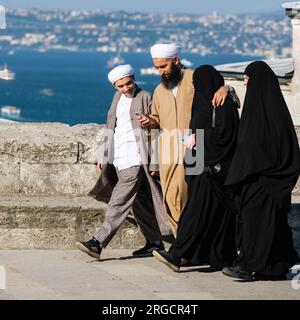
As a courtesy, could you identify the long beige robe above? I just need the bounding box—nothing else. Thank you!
[150,69,194,235]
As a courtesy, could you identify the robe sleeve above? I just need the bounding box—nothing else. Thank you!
[144,93,152,115]
[149,90,160,128]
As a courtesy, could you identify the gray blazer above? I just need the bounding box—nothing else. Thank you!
[89,87,171,236]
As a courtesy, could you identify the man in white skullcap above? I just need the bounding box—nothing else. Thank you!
[138,44,237,236]
[77,64,172,260]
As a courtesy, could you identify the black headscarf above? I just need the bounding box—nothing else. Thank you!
[225,61,300,209]
[190,65,239,168]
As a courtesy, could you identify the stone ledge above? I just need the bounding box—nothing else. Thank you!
[0,195,299,252]
[0,123,299,196]
[0,122,104,164]
[0,195,144,249]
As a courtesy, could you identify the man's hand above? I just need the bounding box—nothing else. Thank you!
[184,134,196,150]
[212,85,229,107]
[136,114,156,127]
[150,171,159,177]
[96,163,103,172]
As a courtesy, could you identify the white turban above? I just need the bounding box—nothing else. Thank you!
[108,64,134,84]
[150,43,180,59]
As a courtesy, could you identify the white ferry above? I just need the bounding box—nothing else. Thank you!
[140,67,160,76]
[106,54,125,69]
[181,58,193,68]
[0,106,21,120]
[0,64,15,80]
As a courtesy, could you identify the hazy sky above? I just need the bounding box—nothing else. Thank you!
[0,0,289,14]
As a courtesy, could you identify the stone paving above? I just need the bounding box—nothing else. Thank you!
[0,250,299,300]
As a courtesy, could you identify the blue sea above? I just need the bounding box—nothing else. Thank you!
[0,51,262,125]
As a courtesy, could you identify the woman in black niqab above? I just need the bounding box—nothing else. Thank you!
[224,61,300,280]
[153,65,240,269]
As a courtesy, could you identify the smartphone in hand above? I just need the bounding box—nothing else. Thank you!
[181,135,197,150]
[135,112,146,118]
[181,135,189,142]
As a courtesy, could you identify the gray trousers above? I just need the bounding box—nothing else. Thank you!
[94,165,162,248]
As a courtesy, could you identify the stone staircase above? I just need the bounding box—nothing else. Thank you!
[0,123,144,249]
[0,194,298,252]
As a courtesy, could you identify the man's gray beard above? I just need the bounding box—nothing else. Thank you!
[161,65,183,90]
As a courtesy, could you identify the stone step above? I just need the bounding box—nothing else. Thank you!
[0,195,299,252]
[0,195,144,249]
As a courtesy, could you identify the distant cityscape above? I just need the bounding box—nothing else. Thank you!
[0,8,293,59]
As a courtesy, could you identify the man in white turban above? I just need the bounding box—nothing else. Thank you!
[107,64,134,86]
[77,64,171,260]
[138,43,236,235]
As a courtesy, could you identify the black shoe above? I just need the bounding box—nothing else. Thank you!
[76,237,102,259]
[132,239,165,257]
[152,250,181,272]
[222,265,254,282]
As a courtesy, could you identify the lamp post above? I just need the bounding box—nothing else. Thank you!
[283,2,300,124]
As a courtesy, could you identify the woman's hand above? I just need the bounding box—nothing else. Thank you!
[184,134,196,150]
[212,85,229,107]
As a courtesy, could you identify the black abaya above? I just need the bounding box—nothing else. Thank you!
[226,61,300,211]
[226,61,300,275]
[172,175,238,267]
[170,65,240,267]
[235,176,299,275]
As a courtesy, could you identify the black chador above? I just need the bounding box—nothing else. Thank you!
[225,61,300,278]
[154,65,240,269]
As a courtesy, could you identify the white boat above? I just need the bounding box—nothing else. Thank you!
[106,54,125,69]
[39,88,54,97]
[140,67,160,76]
[0,106,21,119]
[140,59,193,76]
[181,58,193,68]
[0,64,15,80]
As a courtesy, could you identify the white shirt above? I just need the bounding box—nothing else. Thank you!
[113,94,142,171]
[172,86,179,98]
[172,67,184,97]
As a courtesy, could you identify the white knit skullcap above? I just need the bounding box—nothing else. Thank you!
[108,64,134,84]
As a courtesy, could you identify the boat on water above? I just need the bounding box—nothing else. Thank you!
[0,106,21,120]
[181,58,193,68]
[39,88,54,97]
[140,67,160,76]
[140,58,193,76]
[106,54,125,69]
[0,64,15,80]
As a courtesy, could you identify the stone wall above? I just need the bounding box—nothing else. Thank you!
[1,122,299,197]
[0,122,103,195]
